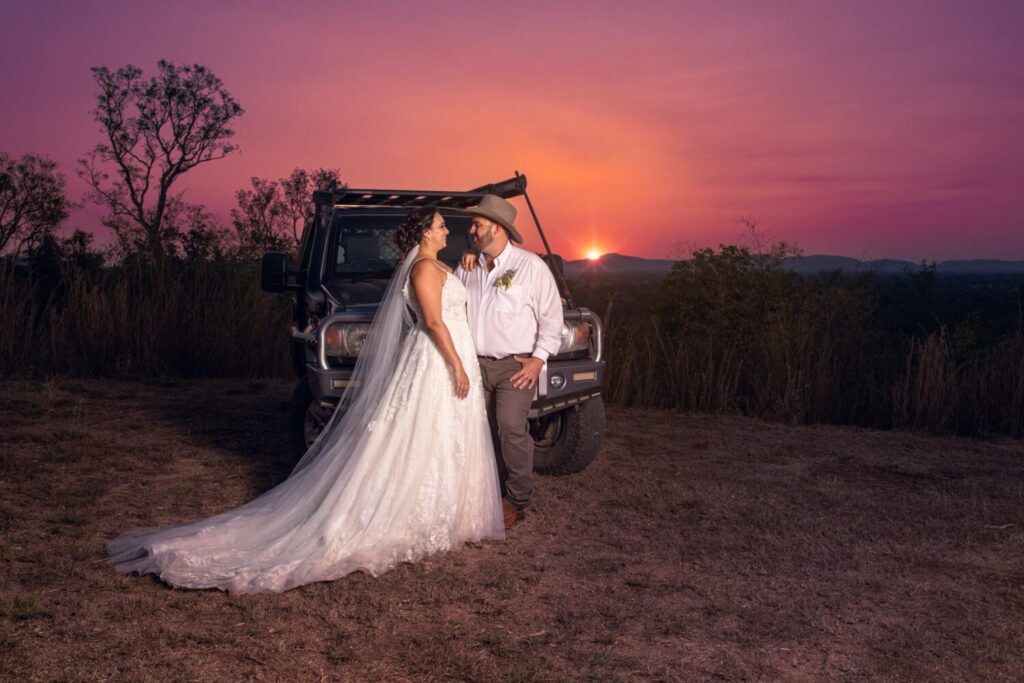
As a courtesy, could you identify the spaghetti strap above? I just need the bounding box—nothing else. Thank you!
[411,256,451,275]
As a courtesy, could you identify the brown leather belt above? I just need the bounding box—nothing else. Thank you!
[476,352,531,361]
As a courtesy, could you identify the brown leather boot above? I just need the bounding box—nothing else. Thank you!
[502,499,525,530]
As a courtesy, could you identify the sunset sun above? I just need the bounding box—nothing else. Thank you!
[586,249,603,261]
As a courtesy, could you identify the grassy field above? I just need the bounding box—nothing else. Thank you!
[1,378,1023,681]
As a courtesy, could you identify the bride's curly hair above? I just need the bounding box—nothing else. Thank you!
[394,207,439,254]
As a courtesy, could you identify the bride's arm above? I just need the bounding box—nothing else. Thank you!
[410,261,470,399]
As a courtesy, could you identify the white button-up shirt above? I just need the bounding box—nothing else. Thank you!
[455,241,564,362]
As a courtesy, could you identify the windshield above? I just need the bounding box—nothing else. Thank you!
[329,209,473,280]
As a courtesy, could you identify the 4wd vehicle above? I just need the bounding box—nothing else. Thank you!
[261,173,605,474]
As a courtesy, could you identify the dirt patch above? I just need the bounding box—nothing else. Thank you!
[1,379,1023,681]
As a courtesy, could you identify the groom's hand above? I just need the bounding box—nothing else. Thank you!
[460,250,480,271]
[510,355,544,390]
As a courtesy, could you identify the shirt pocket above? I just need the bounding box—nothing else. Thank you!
[494,283,526,313]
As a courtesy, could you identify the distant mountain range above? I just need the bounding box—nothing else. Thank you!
[564,253,1024,277]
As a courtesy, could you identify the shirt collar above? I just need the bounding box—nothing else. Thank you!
[479,239,514,269]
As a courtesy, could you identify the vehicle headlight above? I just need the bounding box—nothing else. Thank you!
[324,322,370,357]
[557,320,591,355]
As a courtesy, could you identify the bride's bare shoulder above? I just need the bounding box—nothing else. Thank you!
[411,258,451,277]
[410,258,446,286]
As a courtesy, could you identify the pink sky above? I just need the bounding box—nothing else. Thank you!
[2,0,1023,260]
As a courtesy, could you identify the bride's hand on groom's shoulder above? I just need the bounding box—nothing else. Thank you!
[460,250,479,272]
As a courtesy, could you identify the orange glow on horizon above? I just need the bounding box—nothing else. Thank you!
[4,4,1023,260]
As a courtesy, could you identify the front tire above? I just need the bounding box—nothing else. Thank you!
[287,378,335,458]
[530,395,605,475]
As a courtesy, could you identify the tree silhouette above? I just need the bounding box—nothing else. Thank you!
[178,204,233,263]
[279,167,342,244]
[231,169,343,256]
[77,60,244,264]
[0,151,73,256]
[61,229,106,273]
[231,177,291,258]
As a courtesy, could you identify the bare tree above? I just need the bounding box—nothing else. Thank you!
[0,152,73,255]
[231,177,291,258]
[103,192,224,263]
[279,167,342,244]
[77,60,244,263]
[101,190,185,260]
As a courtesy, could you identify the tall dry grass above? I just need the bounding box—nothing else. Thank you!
[3,243,1022,437]
[0,258,292,378]
[891,326,1024,436]
[589,247,1024,438]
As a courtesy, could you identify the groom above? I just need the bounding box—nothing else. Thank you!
[455,195,563,530]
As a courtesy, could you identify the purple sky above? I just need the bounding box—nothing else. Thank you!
[2,0,1023,260]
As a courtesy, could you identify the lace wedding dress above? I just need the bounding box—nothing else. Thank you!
[106,256,505,594]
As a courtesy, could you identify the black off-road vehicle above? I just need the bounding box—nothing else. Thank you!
[261,173,605,474]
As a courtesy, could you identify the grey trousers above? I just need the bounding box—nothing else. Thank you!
[478,356,535,510]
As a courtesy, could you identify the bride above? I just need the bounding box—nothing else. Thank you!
[106,207,506,594]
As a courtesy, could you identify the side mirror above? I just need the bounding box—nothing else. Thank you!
[261,252,290,292]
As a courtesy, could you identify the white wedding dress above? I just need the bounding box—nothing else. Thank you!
[106,257,505,594]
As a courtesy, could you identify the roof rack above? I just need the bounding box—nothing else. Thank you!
[316,170,575,305]
[315,174,528,208]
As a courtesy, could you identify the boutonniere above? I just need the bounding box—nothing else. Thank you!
[494,268,518,291]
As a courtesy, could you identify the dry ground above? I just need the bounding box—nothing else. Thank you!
[1,378,1023,682]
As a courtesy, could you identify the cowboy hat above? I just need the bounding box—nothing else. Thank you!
[458,194,523,244]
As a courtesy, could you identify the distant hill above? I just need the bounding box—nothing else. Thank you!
[782,256,918,274]
[564,253,1024,277]
[935,260,1024,274]
[563,253,675,277]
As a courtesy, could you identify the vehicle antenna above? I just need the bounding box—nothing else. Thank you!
[515,170,575,307]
